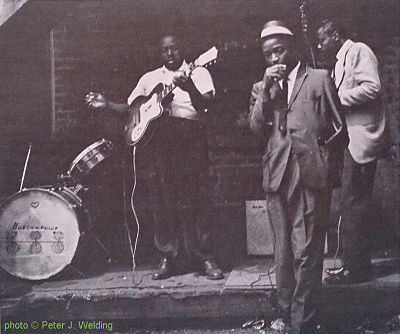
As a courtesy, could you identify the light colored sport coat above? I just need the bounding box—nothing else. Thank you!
[334,39,386,163]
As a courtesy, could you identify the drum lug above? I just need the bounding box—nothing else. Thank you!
[72,183,86,196]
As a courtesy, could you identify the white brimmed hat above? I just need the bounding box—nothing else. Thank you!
[260,20,293,39]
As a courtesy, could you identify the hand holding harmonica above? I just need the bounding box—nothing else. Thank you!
[262,64,287,92]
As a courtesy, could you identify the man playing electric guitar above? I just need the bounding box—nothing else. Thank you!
[85,33,223,280]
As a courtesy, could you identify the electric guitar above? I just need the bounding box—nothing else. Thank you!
[299,1,343,145]
[299,1,317,68]
[124,46,219,146]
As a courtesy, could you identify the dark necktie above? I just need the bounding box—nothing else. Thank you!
[278,79,288,135]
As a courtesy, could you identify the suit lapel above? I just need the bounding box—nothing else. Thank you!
[334,60,344,90]
[288,64,307,109]
[334,40,354,91]
[335,48,351,91]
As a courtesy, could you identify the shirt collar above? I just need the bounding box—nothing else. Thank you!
[162,60,188,73]
[336,39,354,61]
[287,61,301,82]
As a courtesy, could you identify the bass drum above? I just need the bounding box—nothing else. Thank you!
[0,188,82,280]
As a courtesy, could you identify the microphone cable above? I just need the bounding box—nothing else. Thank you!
[122,146,141,285]
[333,215,342,269]
[249,150,276,290]
[249,198,276,290]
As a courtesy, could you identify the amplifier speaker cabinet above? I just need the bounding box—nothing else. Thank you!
[245,200,274,256]
[245,200,329,256]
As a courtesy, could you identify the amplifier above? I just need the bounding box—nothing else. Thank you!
[245,200,274,256]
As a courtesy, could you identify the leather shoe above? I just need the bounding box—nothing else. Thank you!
[324,268,371,285]
[310,323,329,334]
[203,260,224,280]
[270,318,288,333]
[325,266,344,276]
[152,257,174,280]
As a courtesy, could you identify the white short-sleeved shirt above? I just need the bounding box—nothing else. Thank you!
[127,61,215,121]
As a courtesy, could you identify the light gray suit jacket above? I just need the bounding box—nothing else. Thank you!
[249,64,345,192]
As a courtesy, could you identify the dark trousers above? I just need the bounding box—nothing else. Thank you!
[266,152,329,334]
[145,117,213,263]
[340,148,377,272]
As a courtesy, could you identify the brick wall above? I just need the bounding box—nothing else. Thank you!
[380,37,400,140]
[47,22,266,264]
[0,0,397,267]
[50,26,80,135]
[374,37,400,239]
[48,22,400,265]
[49,22,265,201]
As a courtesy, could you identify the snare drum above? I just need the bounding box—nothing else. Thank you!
[68,139,113,180]
[0,188,82,280]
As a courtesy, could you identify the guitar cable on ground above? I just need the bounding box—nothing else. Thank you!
[122,146,141,285]
[248,159,276,289]
[331,215,342,271]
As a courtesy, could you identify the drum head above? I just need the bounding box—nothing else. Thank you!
[0,189,80,280]
[67,139,113,180]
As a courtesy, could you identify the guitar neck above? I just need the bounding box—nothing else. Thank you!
[157,61,199,103]
[300,1,317,68]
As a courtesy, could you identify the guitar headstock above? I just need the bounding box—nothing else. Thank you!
[194,42,248,68]
[300,1,308,34]
[298,0,317,68]
[195,46,219,68]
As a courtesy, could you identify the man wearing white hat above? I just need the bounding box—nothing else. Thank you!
[249,20,345,334]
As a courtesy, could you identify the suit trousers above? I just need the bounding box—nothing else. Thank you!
[340,148,377,272]
[266,151,329,334]
[145,117,213,264]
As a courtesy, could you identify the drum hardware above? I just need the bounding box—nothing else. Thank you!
[68,265,86,278]
[55,173,88,196]
[71,183,86,196]
[19,143,32,192]
[56,172,76,189]
[64,139,116,265]
[81,205,115,265]
[0,139,116,280]
[67,139,113,182]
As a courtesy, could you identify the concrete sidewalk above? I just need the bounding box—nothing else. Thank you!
[1,257,399,324]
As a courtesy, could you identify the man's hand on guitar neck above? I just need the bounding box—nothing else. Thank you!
[85,92,129,114]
